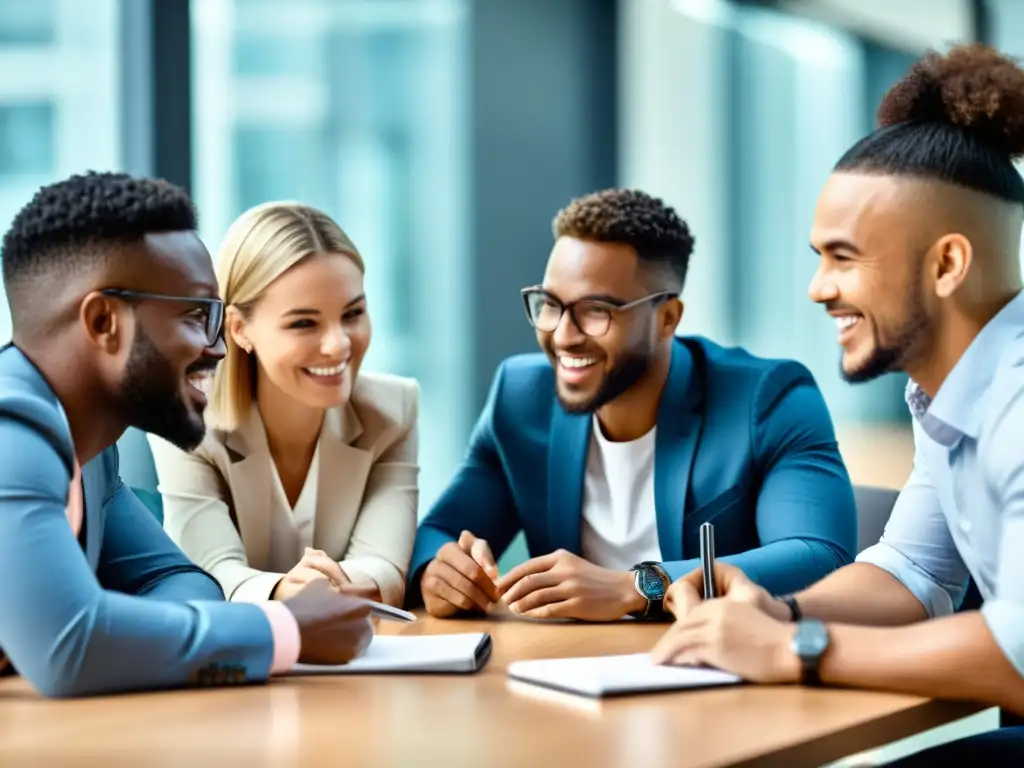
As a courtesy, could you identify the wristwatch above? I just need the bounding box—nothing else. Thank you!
[791,619,830,686]
[629,561,670,619]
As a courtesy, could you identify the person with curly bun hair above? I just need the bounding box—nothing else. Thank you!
[410,184,857,623]
[655,44,1024,761]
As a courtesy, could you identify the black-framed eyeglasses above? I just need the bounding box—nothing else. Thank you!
[101,289,225,347]
[520,287,674,338]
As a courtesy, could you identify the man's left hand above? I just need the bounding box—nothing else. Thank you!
[650,599,801,684]
[496,550,644,620]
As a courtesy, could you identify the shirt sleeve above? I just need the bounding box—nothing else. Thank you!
[256,602,302,673]
[856,426,970,617]
[979,391,1024,676]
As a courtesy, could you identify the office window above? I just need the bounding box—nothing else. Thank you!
[726,4,915,424]
[0,0,56,45]
[0,0,122,342]
[191,0,472,511]
[234,32,322,78]
[0,103,55,175]
[233,125,329,211]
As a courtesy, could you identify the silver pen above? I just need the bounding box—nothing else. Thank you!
[700,522,717,599]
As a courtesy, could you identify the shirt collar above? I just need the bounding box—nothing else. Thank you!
[906,290,1024,446]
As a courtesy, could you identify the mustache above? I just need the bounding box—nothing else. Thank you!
[185,359,219,376]
[548,342,602,356]
[824,302,861,314]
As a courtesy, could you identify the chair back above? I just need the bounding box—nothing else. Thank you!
[853,483,983,612]
[854,484,899,553]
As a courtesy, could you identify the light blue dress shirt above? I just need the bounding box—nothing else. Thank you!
[857,290,1024,675]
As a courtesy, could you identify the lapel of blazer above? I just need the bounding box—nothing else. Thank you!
[546,403,590,555]
[313,403,373,555]
[1,344,111,568]
[223,407,276,568]
[654,339,705,562]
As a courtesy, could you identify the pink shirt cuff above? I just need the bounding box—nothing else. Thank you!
[256,602,301,674]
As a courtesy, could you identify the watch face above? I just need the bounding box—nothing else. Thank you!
[795,620,830,657]
[637,568,667,599]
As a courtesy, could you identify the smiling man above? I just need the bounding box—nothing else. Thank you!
[408,188,857,621]
[0,172,373,698]
[652,44,1024,762]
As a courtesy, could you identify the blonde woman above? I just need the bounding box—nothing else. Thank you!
[148,202,418,607]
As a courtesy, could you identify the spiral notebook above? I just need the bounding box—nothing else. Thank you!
[507,653,741,698]
[289,632,492,675]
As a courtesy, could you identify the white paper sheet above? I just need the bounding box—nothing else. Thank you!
[289,632,491,675]
[507,652,741,697]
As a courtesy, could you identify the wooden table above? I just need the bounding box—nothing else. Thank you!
[0,612,986,767]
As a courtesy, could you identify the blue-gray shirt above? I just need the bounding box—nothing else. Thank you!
[857,290,1024,675]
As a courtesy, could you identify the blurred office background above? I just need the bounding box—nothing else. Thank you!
[0,0,1019,508]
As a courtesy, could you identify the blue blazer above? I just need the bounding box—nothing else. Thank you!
[410,337,857,601]
[0,345,276,697]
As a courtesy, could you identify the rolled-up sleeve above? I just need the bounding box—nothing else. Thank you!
[980,400,1024,677]
[856,439,970,618]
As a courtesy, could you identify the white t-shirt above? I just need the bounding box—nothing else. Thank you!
[580,416,661,571]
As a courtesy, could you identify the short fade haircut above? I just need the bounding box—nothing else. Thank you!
[1,170,198,322]
[552,188,695,292]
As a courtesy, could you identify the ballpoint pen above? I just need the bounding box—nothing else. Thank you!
[700,522,717,599]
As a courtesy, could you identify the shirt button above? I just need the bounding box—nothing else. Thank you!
[959,518,971,533]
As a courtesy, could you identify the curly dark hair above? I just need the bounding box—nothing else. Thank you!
[836,44,1024,203]
[552,188,694,291]
[1,171,198,313]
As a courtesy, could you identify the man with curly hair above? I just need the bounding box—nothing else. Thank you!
[0,171,372,698]
[654,44,1024,761]
[410,188,857,622]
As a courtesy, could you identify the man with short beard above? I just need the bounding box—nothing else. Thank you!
[0,171,372,698]
[652,44,1024,761]
[409,188,857,622]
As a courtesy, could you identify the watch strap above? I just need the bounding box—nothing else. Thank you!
[635,596,664,620]
[801,659,823,686]
[629,562,669,620]
[781,595,802,621]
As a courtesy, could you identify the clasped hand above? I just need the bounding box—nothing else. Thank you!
[273,547,382,603]
[650,562,800,683]
[421,532,640,620]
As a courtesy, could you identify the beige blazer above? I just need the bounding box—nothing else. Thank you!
[148,371,419,607]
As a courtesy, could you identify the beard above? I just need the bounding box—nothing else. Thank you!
[841,277,930,384]
[119,326,209,451]
[555,344,654,414]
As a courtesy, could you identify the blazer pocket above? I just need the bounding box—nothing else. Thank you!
[688,485,744,526]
